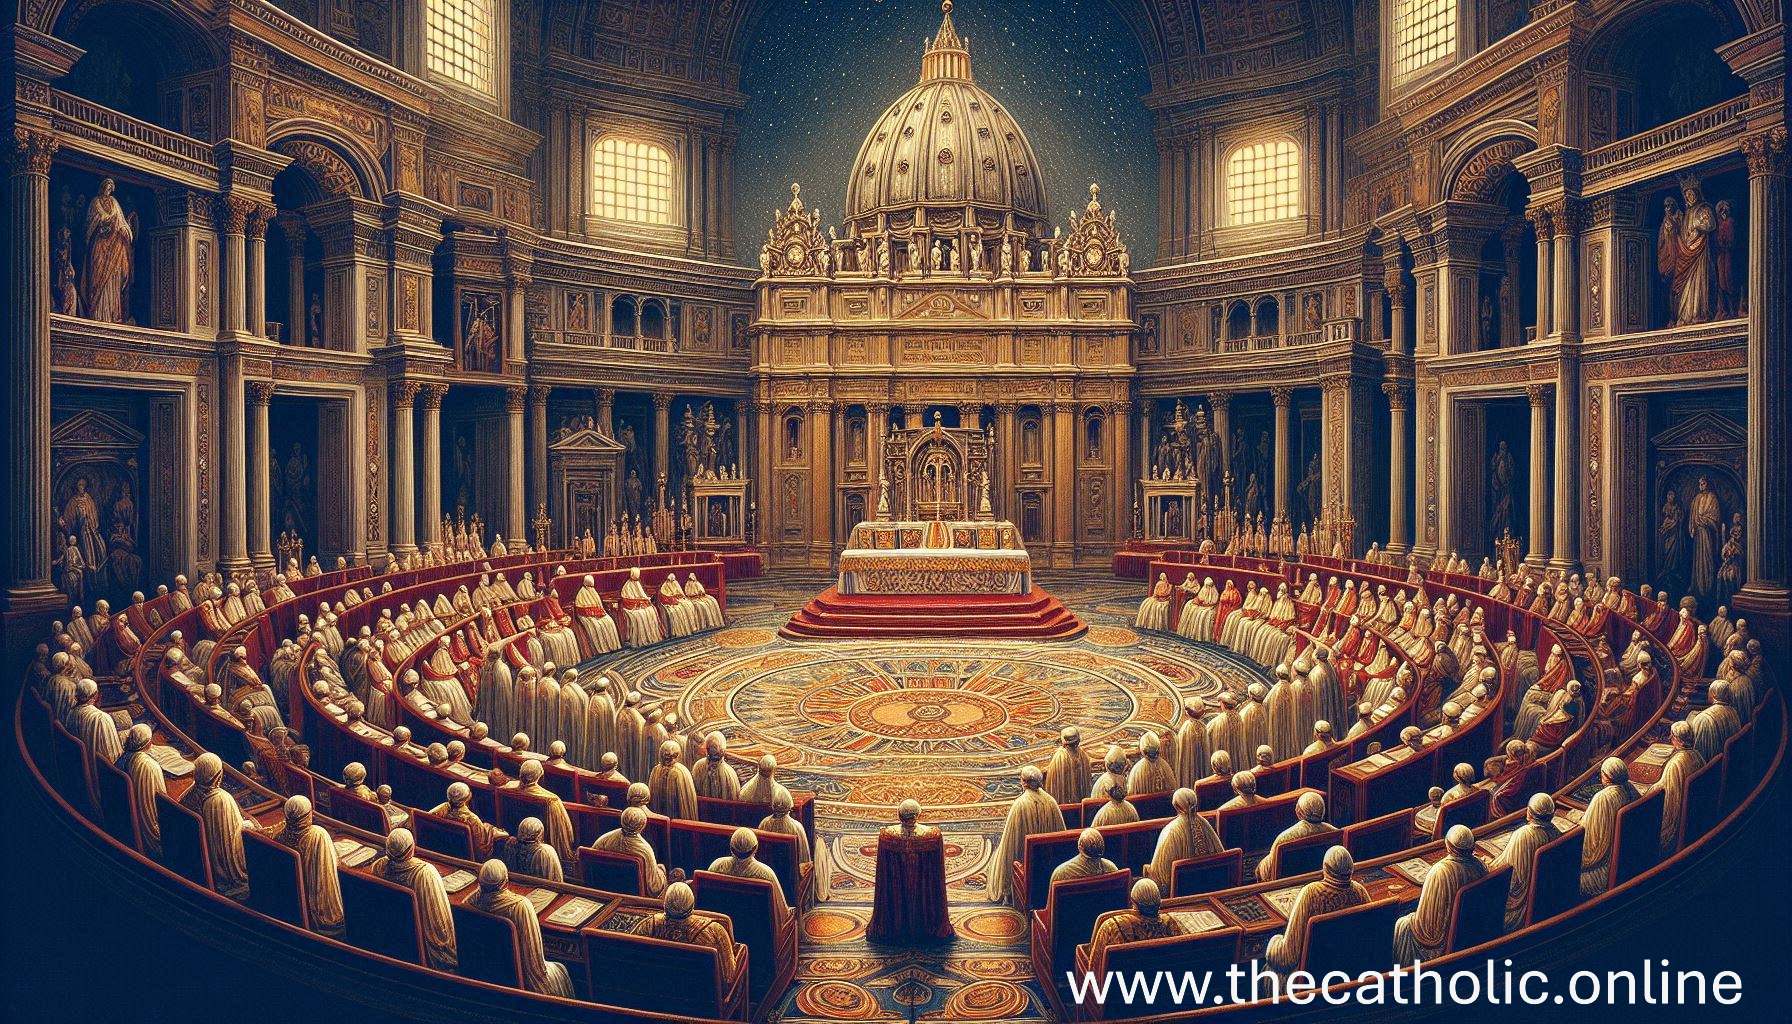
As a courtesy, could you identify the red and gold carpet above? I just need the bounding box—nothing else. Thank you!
[581,571,1271,1022]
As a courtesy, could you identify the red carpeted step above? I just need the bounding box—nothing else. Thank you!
[779,586,1087,640]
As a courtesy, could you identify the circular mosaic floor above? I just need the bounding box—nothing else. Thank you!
[585,574,1265,810]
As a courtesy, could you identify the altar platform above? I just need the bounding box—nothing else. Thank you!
[781,519,1084,640]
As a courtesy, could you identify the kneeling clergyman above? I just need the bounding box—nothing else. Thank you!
[868,800,954,943]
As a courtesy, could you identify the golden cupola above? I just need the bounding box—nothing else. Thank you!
[842,1,1050,237]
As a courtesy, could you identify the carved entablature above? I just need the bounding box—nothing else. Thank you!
[759,183,830,278]
[1055,184,1131,278]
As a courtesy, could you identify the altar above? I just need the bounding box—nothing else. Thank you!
[781,419,1081,639]
[838,520,1032,595]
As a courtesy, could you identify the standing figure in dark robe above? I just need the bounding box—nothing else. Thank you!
[1688,476,1722,607]
[867,799,955,944]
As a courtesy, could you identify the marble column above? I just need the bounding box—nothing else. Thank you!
[528,386,549,524]
[734,400,750,478]
[653,392,673,491]
[247,382,275,570]
[1551,201,1581,339]
[1737,128,1791,634]
[1112,400,1133,542]
[1530,207,1555,341]
[505,387,527,542]
[868,402,891,494]
[5,129,60,608]
[1209,392,1232,504]
[1051,401,1076,564]
[1501,222,1525,347]
[389,382,419,554]
[1384,268,1410,353]
[419,384,447,547]
[246,205,273,340]
[1384,382,1411,554]
[1550,358,1580,573]
[995,402,1018,520]
[809,401,835,563]
[217,195,254,338]
[594,387,615,436]
[219,356,250,572]
[1270,387,1292,521]
[1526,384,1550,564]
[280,214,307,345]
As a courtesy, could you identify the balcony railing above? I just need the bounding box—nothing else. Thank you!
[1584,97,1750,175]
[49,90,216,179]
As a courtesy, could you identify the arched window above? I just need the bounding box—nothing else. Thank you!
[1391,0,1457,83]
[425,0,497,96]
[592,138,673,225]
[1225,140,1300,225]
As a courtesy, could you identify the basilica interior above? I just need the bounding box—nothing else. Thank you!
[3,0,1788,1021]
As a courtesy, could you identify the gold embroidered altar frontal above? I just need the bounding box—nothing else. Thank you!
[836,552,1033,595]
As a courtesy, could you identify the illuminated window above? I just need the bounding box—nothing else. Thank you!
[592,138,673,225]
[426,0,496,96]
[1225,140,1300,225]
[1391,0,1457,82]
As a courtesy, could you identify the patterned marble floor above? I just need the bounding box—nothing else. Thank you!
[577,571,1269,1022]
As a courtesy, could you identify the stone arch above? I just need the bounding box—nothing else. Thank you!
[268,125,386,200]
[1444,133,1537,205]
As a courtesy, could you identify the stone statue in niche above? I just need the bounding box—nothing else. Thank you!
[55,226,80,316]
[309,294,323,347]
[1714,200,1738,318]
[1296,453,1322,529]
[1717,514,1744,608]
[57,476,108,579]
[877,240,891,276]
[82,178,137,324]
[1302,294,1322,333]
[1658,175,1721,326]
[625,469,644,518]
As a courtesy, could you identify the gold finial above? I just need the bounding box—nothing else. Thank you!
[791,182,801,198]
[942,0,953,12]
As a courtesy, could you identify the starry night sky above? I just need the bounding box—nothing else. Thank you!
[735,0,1159,267]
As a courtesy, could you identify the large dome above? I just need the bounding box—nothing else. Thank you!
[843,2,1049,232]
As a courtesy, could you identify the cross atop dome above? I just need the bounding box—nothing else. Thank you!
[922,0,973,82]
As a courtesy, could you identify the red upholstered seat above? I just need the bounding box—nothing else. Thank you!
[1611,785,1665,887]
[241,829,310,930]
[1445,864,1513,955]
[451,903,524,989]
[694,869,799,1015]
[578,926,749,1021]
[1523,827,1585,927]
[576,846,647,895]
[1073,927,1244,1020]
[1299,897,1402,977]
[338,867,425,965]
[1028,869,1130,1019]
[1168,847,1242,898]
